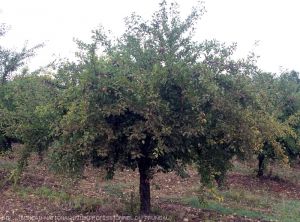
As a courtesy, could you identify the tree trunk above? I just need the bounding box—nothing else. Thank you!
[257,153,265,177]
[0,135,12,151]
[215,172,226,189]
[138,161,151,214]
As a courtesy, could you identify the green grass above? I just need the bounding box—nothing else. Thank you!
[182,196,271,220]
[15,186,70,202]
[274,200,300,222]
[181,190,300,222]
[102,183,141,216]
[222,189,273,208]
[207,201,267,219]
[0,160,17,170]
[15,185,104,212]
[232,161,255,175]
[102,182,127,198]
[71,195,104,212]
[35,186,70,201]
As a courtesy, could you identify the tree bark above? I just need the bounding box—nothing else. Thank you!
[138,160,151,214]
[257,153,265,177]
[215,172,226,189]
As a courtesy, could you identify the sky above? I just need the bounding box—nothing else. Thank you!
[0,0,299,73]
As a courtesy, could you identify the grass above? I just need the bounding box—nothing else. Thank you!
[102,183,141,216]
[222,189,273,208]
[182,196,271,219]
[15,186,70,202]
[0,160,17,170]
[181,188,300,222]
[102,182,129,198]
[71,195,104,212]
[272,166,300,185]
[14,185,104,212]
[15,183,140,214]
[232,160,300,185]
[274,200,300,222]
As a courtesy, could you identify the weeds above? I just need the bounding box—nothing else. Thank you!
[102,183,127,198]
[14,185,103,212]
[182,187,300,222]
[0,160,16,170]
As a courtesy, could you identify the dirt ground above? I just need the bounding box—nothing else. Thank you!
[1,152,300,222]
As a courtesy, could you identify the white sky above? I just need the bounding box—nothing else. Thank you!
[0,0,299,73]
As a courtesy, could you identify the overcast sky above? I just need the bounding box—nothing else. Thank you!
[0,0,299,73]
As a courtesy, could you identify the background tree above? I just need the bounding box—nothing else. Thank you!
[5,74,60,181]
[275,71,300,166]
[0,23,43,151]
[252,71,299,177]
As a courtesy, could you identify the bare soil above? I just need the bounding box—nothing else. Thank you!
[1,153,299,222]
